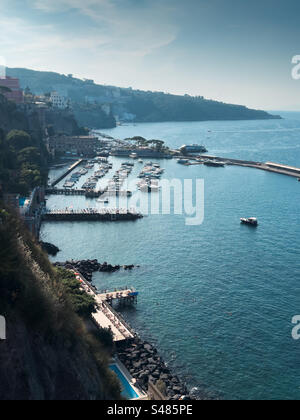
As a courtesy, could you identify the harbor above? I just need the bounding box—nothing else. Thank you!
[41,119,300,401]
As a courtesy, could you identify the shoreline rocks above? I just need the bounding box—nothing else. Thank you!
[116,337,191,400]
[54,259,139,282]
[40,242,60,256]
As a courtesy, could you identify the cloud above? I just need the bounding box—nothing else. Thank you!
[29,0,178,56]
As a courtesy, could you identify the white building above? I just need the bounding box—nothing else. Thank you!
[50,91,69,109]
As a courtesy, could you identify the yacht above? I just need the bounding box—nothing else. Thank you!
[240,217,258,226]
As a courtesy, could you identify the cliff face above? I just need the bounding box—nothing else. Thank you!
[0,318,112,400]
[0,210,120,401]
[44,107,85,135]
[0,95,29,133]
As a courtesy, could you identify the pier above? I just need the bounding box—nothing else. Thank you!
[97,288,138,306]
[75,271,136,342]
[46,188,105,197]
[43,208,143,222]
[50,159,85,187]
[189,154,300,178]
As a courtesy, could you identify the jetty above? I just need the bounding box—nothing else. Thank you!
[43,208,143,222]
[97,287,138,306]
[188,154,300,178]
[46,188,105,197]
[50,159,85,187]
[74,271,136,342]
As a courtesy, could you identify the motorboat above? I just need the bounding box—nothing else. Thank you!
[240,217,258,226]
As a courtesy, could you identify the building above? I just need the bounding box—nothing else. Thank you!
[180,144,208,155]
[47,135,99,157]
[50,91,69,109]
[0,77,24,103]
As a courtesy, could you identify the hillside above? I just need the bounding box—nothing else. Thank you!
[7,68,280,126]
[0,99,121,400]
[0,209,121,400]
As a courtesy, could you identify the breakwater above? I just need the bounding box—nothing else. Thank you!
[43,209,143,222]
[117,338,190,400]
[50,159,85,187]
[55,259,138,282]
[194,155,300,178]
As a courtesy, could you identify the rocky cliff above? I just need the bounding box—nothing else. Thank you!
[0,209,121,401]
[0,317,116,400]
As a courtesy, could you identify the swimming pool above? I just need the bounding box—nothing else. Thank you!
[109,364,139,400]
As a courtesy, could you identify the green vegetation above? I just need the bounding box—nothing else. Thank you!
[125,136,170,153]
[56,268,97,318]
[0,206,121,399]
[0,92,121,399]
[0,126,48,195]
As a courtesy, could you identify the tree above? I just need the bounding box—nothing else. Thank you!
[6,130,33,151]
[17,147,41,166]
[56,268,97,318]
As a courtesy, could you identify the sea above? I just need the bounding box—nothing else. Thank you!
[41,112,300,400]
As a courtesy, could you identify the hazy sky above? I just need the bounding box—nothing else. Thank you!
[1,0,300,110]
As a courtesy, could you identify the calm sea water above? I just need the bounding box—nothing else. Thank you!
[42,114,300,400]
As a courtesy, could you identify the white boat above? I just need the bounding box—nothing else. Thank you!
[240,217,258,226]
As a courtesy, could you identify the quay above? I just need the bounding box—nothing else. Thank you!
[50,159,85,187]
[189,154,300,178]
[43,208,143,222]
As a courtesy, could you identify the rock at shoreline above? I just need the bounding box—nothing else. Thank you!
[40,242,60,256]
[53,259,139,281]
[117,337,191,400]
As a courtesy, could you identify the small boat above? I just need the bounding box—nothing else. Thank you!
[138,159,144,164]
[204,160,225,167]
[98,198,109,204]
[177,159,189,165]
[240,217,258,226]
[129,153,138,159]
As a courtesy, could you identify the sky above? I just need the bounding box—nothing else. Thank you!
[1,0,300,110]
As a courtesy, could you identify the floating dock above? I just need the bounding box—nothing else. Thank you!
[43,209,143,222]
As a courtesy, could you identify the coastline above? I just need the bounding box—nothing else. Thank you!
[56,259,193,400]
